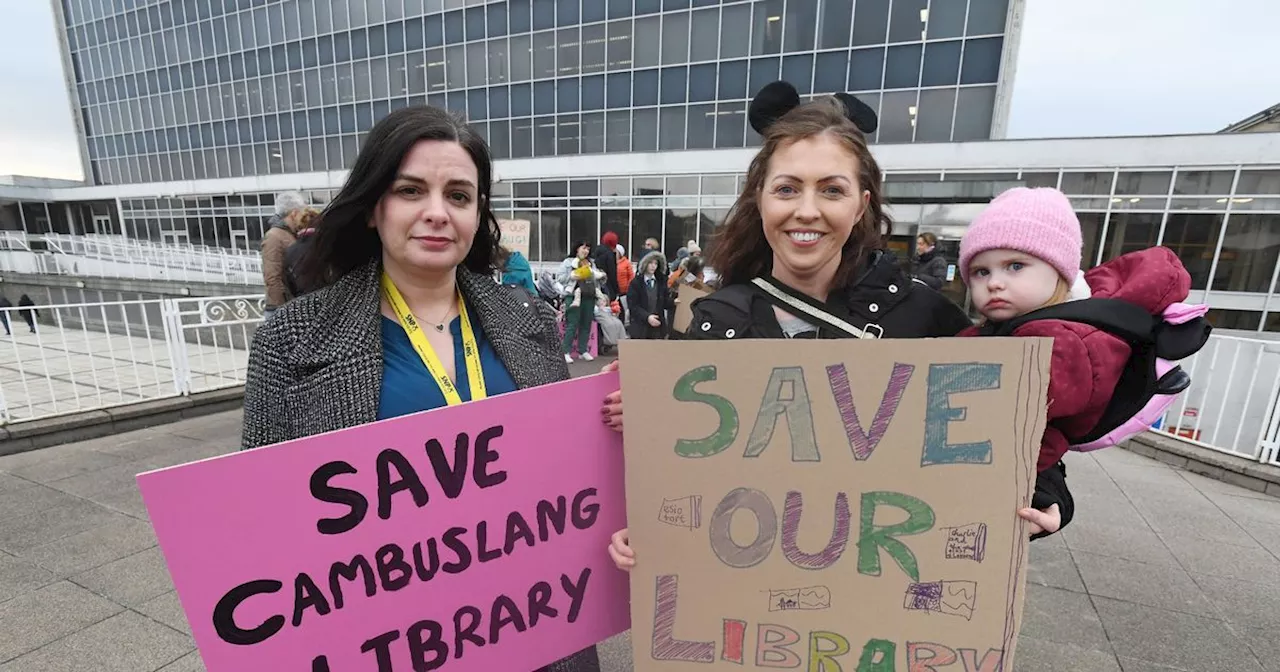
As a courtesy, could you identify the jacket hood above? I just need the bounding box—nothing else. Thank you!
[1082,247,1191,314]
[639,251,666,274]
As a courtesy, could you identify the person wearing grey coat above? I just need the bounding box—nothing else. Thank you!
[240,259,567,450]
[240,106,600,672]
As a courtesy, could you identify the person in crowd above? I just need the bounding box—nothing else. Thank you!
[913,232,948,290]
[283,207,321,299]
[591,231,621,300]
[261,190,309,320]
[239,105,600,672]
[956,187,1201,526]
[615,244,635,324]
[677,255,710,293]
[558,241,601,362]
[593,288,628,355]
[669,246,690,283]
[17,294,37,334]
[565,263,602,362]
[601,82,1074,572]
[626,251,670,340]
[496,245,537,295]
[0,295,12,336]
[642,237,668,278]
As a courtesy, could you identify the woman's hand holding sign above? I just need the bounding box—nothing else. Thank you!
[601,360,623,433]
[608,528,635,572]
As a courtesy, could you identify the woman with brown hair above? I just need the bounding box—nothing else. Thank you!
[682,83,970,341]
[603,83,1075,569]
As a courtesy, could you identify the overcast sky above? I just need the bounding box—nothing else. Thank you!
[1,0,1277,181]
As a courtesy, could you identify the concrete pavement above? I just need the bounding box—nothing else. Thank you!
[2,366,1280,670]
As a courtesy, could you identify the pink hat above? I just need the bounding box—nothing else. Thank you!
[958,187,1083,284]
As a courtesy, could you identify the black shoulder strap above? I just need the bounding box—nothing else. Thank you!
[750,277,878,338]
[990,299,1158,345]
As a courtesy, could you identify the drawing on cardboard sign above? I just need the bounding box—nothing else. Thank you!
[904,580,978,620]
[659,495,703,529]
[944,522,988,562]
[767,585,831,612]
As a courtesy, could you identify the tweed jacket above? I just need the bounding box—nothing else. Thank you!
[241,259,570,451]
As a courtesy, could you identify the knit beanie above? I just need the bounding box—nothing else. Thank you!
[958,187,1083,284]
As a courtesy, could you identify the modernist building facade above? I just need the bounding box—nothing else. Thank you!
[2,0,1280,331]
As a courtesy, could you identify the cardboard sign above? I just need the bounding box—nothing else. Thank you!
[673,284,711,334]
[138,374,630,671]
[499,219,532,259]
[618,338,1050,671]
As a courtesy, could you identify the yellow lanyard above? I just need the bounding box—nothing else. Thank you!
[380,272,487,406]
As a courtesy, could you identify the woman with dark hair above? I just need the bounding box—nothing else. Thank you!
[240,106,599,672]
[603,83,1074,571]
[558,241,602,362]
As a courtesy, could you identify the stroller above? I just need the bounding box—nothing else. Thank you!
[535,270,564,311]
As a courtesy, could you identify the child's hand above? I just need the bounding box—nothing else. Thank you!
[1019,504,1061,537]
[601,360,623,433]
[608,528,635,571]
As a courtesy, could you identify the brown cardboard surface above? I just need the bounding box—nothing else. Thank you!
[673,284,711,334]
[498,218,531,258]
[618,337,1051,671]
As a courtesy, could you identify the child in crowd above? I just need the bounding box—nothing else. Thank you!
[956,187,1205,532]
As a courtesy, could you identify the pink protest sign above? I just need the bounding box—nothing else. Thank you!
[558,318,599,356]
[138,373,630,671]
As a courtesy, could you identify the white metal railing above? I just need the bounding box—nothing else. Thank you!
[0,294,264,425]
[1156,333,1280,464]
[0,233,263,285]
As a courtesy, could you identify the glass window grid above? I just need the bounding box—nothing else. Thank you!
[66,0,1011,184]
[16,156,1280,325]
[24,163,1280,290]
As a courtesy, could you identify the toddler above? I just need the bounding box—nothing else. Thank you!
[958,187,1199,488]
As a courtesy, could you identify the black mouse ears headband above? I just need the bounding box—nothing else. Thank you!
[747,80,879,136]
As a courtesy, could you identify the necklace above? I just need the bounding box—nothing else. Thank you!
[418,303,454,332]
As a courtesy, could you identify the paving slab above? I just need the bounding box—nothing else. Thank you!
[0,611,192,672]
[0,582,123,663]
[1026,543,1086,593]
[0,362,1277,671]
[1013,637,1123,672]
[134,591,190,637]
[1072,551,1219,617]
[0,555,56,605]
[1019,583,1113,652]
[0,500,127,556]
[1239,625,1280,672]
[155,651,204,672]
[69,547,173,608]
[22,516,157,578]
[1092,595,1264,671]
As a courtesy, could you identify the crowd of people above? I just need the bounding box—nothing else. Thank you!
[256,191,715,364]
[241,79,1207,672]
